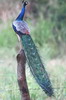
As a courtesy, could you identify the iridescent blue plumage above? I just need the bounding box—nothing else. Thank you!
[12,1,54,97]
[16,4,25,20]
[16,1,27,20]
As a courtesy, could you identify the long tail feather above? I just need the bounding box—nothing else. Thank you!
[21,34,54,97]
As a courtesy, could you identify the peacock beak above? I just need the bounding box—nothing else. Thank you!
[22,0,28,6]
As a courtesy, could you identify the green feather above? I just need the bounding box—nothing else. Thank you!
[21,34,54,97]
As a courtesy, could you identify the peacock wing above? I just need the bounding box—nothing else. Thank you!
[13,20,30,34]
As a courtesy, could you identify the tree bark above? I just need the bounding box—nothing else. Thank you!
[16,49,31,100]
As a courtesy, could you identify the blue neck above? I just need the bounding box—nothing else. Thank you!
[16,5,25,20]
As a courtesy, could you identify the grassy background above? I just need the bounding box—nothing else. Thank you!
[0,20,66,100]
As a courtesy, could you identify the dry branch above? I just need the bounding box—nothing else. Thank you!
[16,49,31,100]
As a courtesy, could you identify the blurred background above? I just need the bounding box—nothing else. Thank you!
[0,0,66,100]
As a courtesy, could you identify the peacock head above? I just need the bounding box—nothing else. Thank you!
[22,0,28,6]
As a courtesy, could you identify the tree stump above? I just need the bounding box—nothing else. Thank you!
[16,49,31,100]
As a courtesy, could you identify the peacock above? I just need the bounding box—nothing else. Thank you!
[12,1,54,97]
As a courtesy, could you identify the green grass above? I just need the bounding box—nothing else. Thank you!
[31,19,55,46]
[0,21,17,48]
[0,48,66,100]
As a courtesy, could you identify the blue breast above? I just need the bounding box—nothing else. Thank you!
[12,24,16,32]
[12,24,24,36]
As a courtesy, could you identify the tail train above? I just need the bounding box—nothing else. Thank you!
[21,34,54,97]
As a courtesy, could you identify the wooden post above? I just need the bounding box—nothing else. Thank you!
[16,49,31,100]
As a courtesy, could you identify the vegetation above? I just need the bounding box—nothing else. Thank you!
[0,0,66,100]
[0,49,66,100]
[0,22,17,48]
